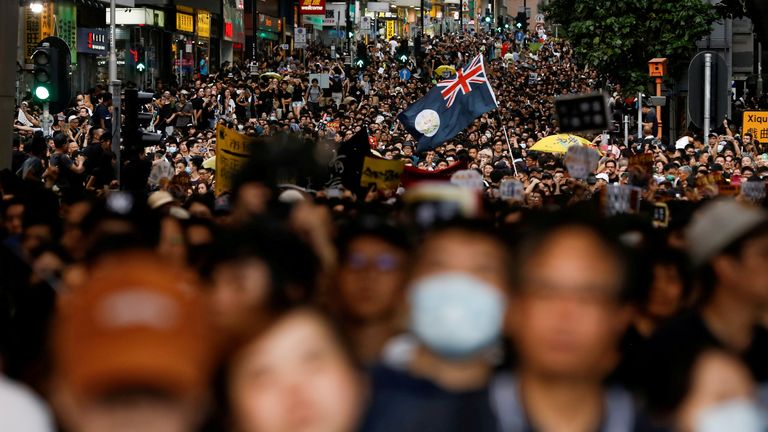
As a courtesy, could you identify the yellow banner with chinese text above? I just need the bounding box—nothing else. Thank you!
[215,125,253,196]
[360,156,404,190]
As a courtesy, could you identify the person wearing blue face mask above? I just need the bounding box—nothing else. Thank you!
[360,221,512,432]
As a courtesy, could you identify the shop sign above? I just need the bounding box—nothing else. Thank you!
[300,0,326,15]
[323,3,346,26]
[743,111,768,141]
[197,11,210,38]
[176,12,194,33]
[77,28,109,54]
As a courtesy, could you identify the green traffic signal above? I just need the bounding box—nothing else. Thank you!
[32,45,53,102]
[136,63,146,72]
[34,86,50,101]
[484,16,491,23]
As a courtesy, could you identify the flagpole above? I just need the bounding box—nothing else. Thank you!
[502,125,518,175]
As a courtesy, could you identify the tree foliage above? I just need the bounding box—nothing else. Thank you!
[543,0,721,93]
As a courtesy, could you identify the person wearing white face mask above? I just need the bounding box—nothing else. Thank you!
[360,221,512,432]
[646,347,766,432]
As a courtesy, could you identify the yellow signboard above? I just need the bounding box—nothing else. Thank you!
[360,156,404,190]
[176,12,194,33]
[40,2,54,39]
[386,20,395,40]
[743,111,768,142]
[197,11,210,38]
[215,125,253,196]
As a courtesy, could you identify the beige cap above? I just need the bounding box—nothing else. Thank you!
[686,199,768,266]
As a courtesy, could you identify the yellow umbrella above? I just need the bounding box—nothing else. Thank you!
[202,156,216,169]
[529,134,593,154]
[260,72,282,81]
[435,65,457,79]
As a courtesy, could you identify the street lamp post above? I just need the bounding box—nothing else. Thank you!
[109,0,122,183]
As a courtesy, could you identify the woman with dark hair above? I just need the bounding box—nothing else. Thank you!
[222,307,366,432]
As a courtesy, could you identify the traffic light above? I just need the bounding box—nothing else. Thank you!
[354,41,368,69]
[124,88,162,152]
[32,44,54,102]
[32,37,71,113]
[136,46,146,72]
[515,12,528,29]
[396,42,409,65]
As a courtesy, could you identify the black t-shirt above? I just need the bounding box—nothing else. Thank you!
[191,96,204,111]
[92,104,112,131]
[360,365,498,432]
[276,88,291,103]
[158,103,175,127]
[648,311,768,385]
[82,142,104,177]
[350,86,364,102]
[330,75,344,93]
[50,152,81,190]
[292,84,305,102]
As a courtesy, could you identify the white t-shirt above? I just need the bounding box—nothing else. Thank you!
[0,376,54,432]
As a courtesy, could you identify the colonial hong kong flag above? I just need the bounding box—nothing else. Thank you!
[398,54,498,152]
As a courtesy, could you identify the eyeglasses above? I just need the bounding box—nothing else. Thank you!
[344,252,401,272]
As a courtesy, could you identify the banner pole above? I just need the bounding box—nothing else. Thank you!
[503,125,517,175]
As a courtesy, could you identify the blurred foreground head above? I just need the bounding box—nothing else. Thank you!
[52,251,213,432]
[508,211,636,380]
[225,307,366,432]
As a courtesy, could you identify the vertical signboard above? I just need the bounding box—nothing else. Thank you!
[40,2,54,39]
[23,8,41,63]
[56,2,78,65]
[386,20,395,39]
[197,11,210,38]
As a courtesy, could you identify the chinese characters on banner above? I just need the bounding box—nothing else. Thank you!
[56,2,77,65]
[23,8,41,62]
[386,20,395,40]
[215,125,253,196]
[743,111,768,142]
[299,0,326,14]
[40,2,54,39]
[24,2,55,64]
[360,157,405,190]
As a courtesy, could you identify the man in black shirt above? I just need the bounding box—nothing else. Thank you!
[48,133,85,198]
[648,199,768,405]
[191,88,205,128]
[81,127,104,178]
[91,93,113,132]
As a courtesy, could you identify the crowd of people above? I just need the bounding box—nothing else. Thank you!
[2,27,768,432]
